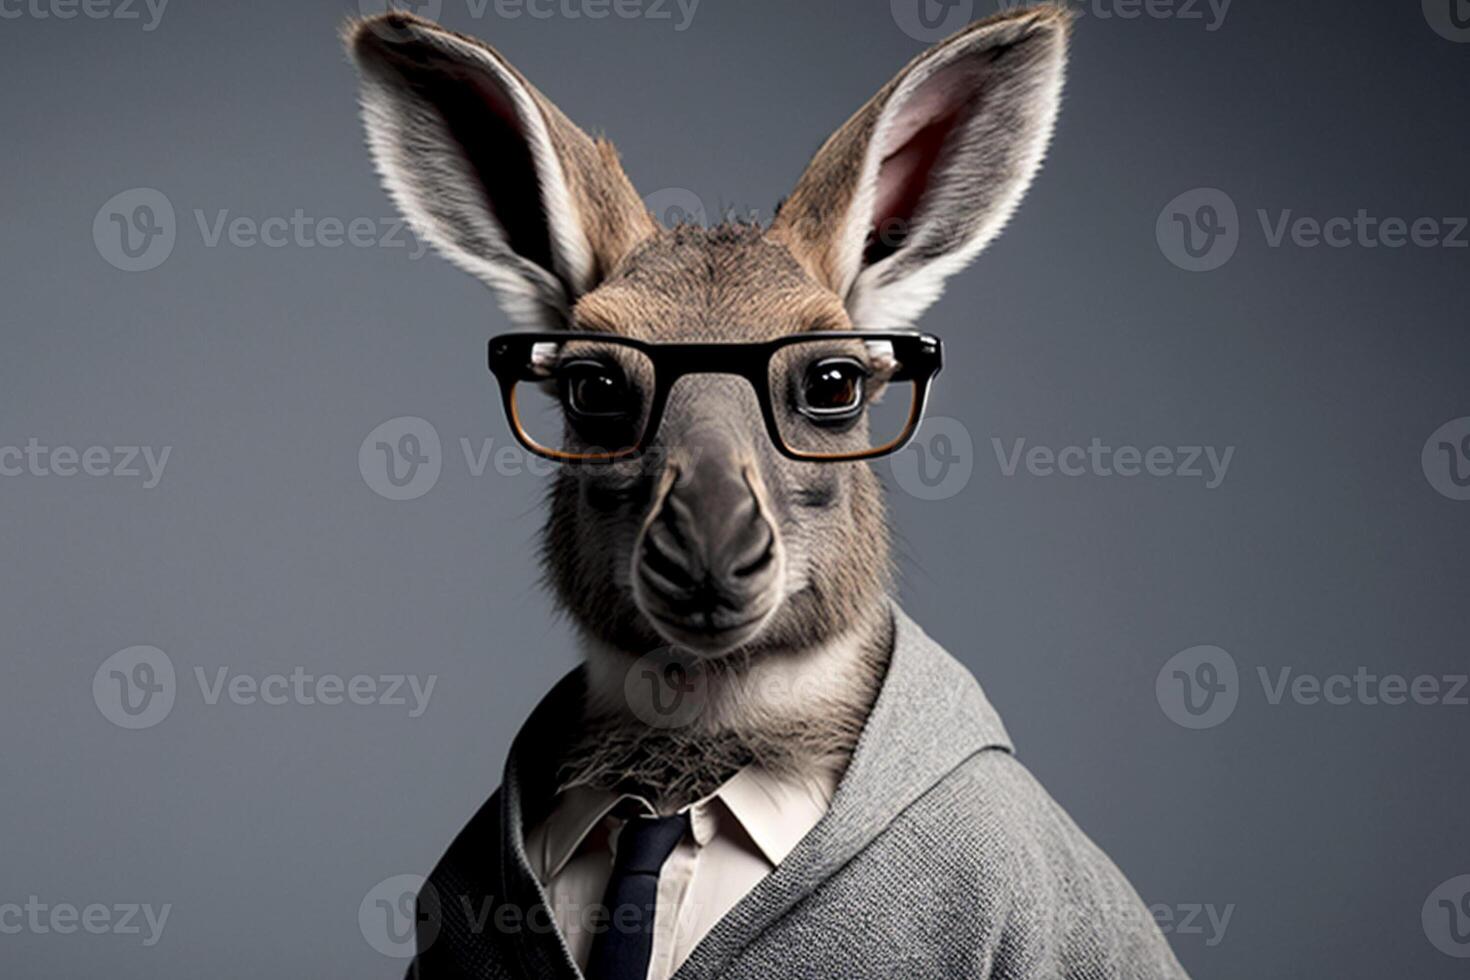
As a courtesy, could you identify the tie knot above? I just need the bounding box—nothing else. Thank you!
[612,812,690,876]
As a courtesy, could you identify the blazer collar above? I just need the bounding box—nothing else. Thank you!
[531,762,839,882]
[667,603,1012,979]
[495,602,1012,979]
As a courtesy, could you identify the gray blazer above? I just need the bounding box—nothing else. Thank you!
[407,607,1190,978]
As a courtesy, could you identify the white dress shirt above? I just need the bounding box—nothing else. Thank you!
[524,764,837,980]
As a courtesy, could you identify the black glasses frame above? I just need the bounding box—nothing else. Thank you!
[487,330,944,462]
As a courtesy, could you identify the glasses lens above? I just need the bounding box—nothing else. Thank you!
[511,339,655,458]
[768,337,921,459]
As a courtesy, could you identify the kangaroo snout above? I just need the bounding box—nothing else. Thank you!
[633,448,784,654]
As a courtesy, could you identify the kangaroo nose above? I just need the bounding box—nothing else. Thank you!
[635,451,781,648]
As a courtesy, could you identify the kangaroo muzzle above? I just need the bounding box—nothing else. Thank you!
[633,442,784,654]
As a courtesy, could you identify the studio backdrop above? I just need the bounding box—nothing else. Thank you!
[2,0,1467,977]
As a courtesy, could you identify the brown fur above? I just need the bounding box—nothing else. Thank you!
[539,226,896,806]
[347,6,1069,810]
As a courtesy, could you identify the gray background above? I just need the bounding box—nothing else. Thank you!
[2,0,1468,976]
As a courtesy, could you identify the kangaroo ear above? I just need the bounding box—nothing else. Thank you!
[771,6,1070,328]
[347,13,657,328]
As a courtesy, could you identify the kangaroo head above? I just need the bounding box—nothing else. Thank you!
[348,8,1068,788]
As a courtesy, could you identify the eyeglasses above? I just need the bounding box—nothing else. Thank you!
[488,330,943,463]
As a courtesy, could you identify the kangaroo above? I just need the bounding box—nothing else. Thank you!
[348,7,1188,978]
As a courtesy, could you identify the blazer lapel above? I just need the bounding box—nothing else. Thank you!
[667,604,1011,980]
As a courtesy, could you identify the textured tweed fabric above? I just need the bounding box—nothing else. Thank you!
[405,607,1189,979]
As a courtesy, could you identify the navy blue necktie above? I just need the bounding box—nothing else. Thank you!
[584,811,690,980]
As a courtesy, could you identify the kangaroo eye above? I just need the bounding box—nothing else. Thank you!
[560,360,633,418]
[800,358,867,420]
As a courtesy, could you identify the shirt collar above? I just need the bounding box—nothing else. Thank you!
[534,784,631,880]
[532,764,838,881]
[710,764,836,866]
